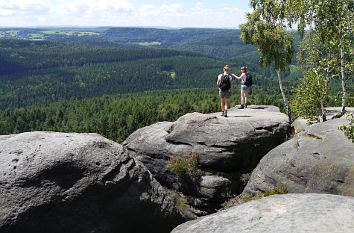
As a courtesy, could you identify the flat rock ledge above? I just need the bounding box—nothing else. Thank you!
[124,105,291,214]
[172,193,354,233]
[292,107,354,134]
[0,132,184,233]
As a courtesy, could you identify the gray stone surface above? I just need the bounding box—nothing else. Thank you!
[245,118,354,196]
[0,132,184,233]
[124,105,291,213]
[326,107,354,120]
[291,117,309,134]
[198,176,231,199]
[292,107,354,134]
[171,193,354,233]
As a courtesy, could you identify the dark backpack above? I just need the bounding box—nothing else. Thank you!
[244,73,253,87]
[218,74,231,91]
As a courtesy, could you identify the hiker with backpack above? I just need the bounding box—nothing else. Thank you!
[216,65,238,117]
[234,66,252,109]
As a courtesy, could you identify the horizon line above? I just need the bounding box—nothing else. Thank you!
[0,25,240,30]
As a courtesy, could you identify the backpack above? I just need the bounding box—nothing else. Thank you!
[244,73,253,87]
[218,74,231,91]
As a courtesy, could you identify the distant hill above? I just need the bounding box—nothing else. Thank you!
[0,27,258,61]
[0,39,229,109]
[0,27,309,110]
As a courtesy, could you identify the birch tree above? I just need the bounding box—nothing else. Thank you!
[240,1,294,122]
[289,0,354,112]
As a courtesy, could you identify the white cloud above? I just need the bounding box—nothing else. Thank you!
[0,0,250,28]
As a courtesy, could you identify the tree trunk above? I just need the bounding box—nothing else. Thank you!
[340,47,346,113]
[320,100,326,122]
[320,67,330,122]
[276,69,291,122]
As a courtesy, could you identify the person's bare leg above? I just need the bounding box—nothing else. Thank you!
[220,97,225,112]
[225,98,230,110]
[224,98,230,117]
[244,90,248,108]
[239,90,245,109]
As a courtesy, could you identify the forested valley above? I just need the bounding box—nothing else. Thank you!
[0,27,352,142]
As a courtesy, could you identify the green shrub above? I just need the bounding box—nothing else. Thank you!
[166,153,199,180]
[291,70,328,121]
[339,113,354,143]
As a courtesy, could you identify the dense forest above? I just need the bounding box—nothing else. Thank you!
[0,36,296,109]
[0,84,300,142]
[0,40,221,108]
[0,27,352,142]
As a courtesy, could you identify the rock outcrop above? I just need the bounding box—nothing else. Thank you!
[171,193,354,233]
[0,132,184,233]
[244,117,354,196]
[292,107,354,134]
[124,105,291,214]
[326,107,354,119]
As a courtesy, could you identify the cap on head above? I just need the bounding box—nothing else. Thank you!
[224,65,230,72]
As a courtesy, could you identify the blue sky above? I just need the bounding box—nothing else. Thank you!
[0,0,252,28]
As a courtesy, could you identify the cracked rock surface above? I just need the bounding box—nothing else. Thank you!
[171,193,354,233]
[0,132,184,233]
[123,105,291,214]
[244,117,354,196]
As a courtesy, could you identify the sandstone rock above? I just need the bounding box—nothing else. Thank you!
[291,117,309,134]
[244,118,354,196]
[189,175,231,210]
[292,107,354,134]
[0,132,184,233]
[171,193,354,233]
[198,176,231,200]
[326,107,354,120]
[124,106,291,213]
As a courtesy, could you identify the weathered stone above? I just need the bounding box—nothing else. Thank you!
[0,132,184,233]
[171,193,354,233]
[198,176,231,199]
[292,107,354,134]
[124,105,291,213]
[291,117,309,134]
[326,107,354,120]
[244,118,354,196]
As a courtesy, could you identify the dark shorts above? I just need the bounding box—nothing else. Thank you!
[241,85,250,92]
[219,89,231,98]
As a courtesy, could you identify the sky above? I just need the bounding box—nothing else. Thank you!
[0,0,252,28]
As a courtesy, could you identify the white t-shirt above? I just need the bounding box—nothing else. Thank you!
[235,73,247,85]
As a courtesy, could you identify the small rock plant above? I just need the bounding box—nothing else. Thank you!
[167,153,199,180]
[222,182,288,209]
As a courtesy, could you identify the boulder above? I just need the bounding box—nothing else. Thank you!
[171,193,354,233]
[326,107,354,120]
[0,132,184,233]
[291,117,309,134]
[124,105,291,213]
[244,117,354,196]
[292,107,354,134]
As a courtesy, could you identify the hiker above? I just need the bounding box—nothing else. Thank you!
[216,65,238,117]
[234,66,251,109]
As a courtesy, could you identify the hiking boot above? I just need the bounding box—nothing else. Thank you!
[238,104,244,109]
[221,111,224,116]
[224,110,228,117]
